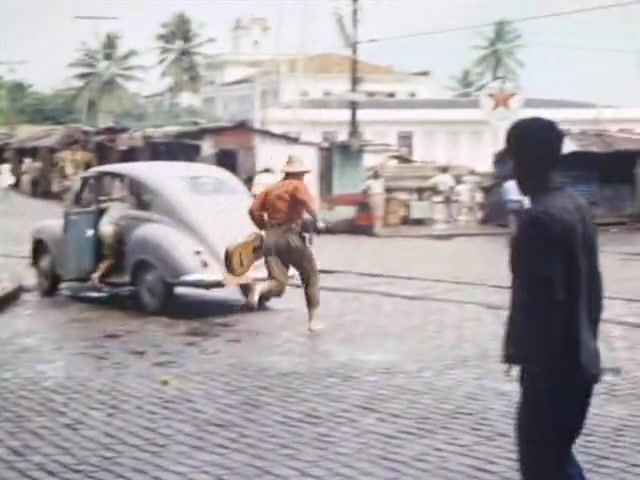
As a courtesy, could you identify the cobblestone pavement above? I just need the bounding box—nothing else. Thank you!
[0,191,639,479]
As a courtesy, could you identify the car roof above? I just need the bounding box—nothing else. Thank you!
[89,161,241,190]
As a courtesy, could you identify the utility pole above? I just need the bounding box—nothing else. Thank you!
[348,0,360,149]
[73,15,118,126]
[0,61,27,134]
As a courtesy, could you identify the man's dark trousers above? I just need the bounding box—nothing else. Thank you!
[518,368,594,480]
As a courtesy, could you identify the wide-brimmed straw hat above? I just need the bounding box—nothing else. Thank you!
[282,154,310,174]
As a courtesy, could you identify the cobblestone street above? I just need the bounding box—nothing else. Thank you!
[1,191,639,479]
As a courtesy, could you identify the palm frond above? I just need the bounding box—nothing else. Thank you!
[155,12,213,94]
[65,30,143,125]
[470,19,525,83]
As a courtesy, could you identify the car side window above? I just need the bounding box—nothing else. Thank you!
[98,174,128,200]
[129,179,154,211]
[73,177,98,208]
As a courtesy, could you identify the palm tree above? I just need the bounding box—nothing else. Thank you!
[448,68,482,98]
[68,32,143,126]
[472,19,524,85]
[156,12,215,104]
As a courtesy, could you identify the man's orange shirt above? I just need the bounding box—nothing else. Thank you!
[249,178,314,229]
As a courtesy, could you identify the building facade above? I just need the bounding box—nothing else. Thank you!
[202,17,640,173]
[264,98,640,172]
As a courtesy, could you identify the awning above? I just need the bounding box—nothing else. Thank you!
[564,130,640,153]
[10,126,91,150]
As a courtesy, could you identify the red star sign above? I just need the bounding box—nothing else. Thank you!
[489,91,517,110]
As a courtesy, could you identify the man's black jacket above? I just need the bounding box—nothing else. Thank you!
[503,187,603,383]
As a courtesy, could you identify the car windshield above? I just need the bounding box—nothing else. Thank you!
[184,176,246,195]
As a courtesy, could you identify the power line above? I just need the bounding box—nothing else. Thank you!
[529,42,640,54]
[360,0,640,45]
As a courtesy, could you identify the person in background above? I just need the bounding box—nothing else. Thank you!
[4,148,20,188]
[54,141,96,198]
[453,175,474,223]
[501,176,530,236]
[462,169,484,222]
[19,155,34,195]
[503,117,602,480]
[427,165,457,224]
[248,155,324,332]
[364,169,386,235]
[0,162,16,199]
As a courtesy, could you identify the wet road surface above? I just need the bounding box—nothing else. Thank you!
[1,191,639,479]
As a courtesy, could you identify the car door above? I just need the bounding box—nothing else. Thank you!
[61,175,101,280]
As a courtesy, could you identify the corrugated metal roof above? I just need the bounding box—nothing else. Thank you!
[565,130,640,152]
[10,126,90,149]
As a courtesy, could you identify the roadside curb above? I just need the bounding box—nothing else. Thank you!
[0,279,22,312]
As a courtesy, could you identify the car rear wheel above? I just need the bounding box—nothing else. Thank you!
[35,247,60,297]
[239,284,269,309]
[134,263,173,315]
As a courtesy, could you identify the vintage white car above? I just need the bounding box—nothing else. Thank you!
[30,161,274,314]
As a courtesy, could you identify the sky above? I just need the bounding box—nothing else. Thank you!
[1,0,639,106]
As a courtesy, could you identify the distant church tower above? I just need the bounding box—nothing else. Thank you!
[231,17,271,54]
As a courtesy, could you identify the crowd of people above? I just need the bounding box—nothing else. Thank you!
[1,140,97,199]
[362,165,487,234]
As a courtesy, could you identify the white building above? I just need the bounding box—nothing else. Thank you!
[265,97,640,172]
[202,17,640,173]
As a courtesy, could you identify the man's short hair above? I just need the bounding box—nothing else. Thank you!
[506,117,564,170]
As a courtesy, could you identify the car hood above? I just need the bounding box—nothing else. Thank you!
[180,193,258,262]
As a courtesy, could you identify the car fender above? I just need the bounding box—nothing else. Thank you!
[126,223,223,283]
[31,219,64,267]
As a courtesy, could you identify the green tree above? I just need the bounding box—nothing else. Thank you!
[113,100,149,127]
[448,68,483,98]
[156,12,215,102]
[472,19,524,84]
[0,79,35,129]
[0,79,79,127]
[22,90,80,124]
[67,32,144,127]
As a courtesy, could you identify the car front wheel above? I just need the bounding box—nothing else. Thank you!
[134,263,173,315]
[35,248,60,297]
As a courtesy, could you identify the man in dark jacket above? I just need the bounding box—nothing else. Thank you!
[503,117,602,480]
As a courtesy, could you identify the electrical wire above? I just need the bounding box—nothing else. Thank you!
[528,42,640,55]
[359,0,640,45]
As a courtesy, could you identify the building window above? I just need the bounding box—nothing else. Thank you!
[408,92,416,98]
[397,131,413,158]
[321,131,338,145]
[387,92,396,98]
[323,91,332,97]
[300,90,309,98]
